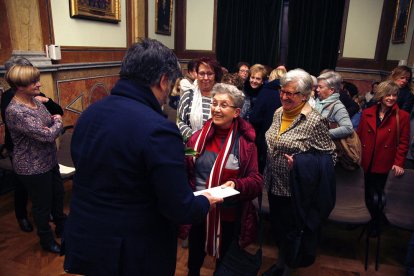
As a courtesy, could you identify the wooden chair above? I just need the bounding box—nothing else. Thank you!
[57,125,75,181]
[384,169,414,231]
[328,165,381,270]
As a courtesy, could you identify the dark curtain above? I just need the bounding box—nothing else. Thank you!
[216,0,283,72]
[286,0,345,76]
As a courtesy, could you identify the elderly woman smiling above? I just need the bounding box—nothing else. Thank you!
[263,69,336,275]
[185,83,262,275]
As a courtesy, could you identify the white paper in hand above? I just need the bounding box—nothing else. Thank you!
[194,186,240,198]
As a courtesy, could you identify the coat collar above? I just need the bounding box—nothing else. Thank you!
[364,103,400,130]
[110,78,163,115]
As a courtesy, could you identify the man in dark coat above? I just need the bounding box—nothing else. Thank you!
[63,39,222,275]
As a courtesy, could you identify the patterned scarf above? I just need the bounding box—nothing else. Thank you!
[193,119,239,258]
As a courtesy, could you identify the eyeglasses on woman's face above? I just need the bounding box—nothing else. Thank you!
[211,101,237,110]
[280,90,301,97]
[198,72,215,78]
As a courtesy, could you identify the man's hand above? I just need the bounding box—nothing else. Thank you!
[201,192,223,209]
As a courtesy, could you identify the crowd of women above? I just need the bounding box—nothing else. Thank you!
[1,48,413,275]
[172,57,413,275]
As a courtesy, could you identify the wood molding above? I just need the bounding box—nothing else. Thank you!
[337,0,397,70]
[57,46,126,63]
[174,0,217,59]
[0,0,12,63]
[39,0,53,45]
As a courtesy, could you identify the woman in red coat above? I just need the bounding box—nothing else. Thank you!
[357,80,410,232]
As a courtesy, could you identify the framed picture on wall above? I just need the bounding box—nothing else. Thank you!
[155,0,173,35]
[392,0,413,43]
[69,0,121,23]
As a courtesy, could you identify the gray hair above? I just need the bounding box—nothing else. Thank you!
[211,83,245,108]
[5,56,32,71]
[317,71,342,93]
[280,68,313,98]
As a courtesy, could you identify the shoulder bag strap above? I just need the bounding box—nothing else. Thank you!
[396,108,400,146]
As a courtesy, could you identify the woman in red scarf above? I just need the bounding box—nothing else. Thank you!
[184,83,263,275]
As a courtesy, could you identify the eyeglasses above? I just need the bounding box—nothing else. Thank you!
[198,72,215,78]
[239,69,249,73]
[280,90,301,97]
[211,101,237,110]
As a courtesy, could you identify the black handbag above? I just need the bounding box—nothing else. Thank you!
[214,194,264,276]
[213,240,262,276]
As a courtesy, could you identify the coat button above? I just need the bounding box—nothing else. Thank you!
[368,130,372,133]
[388,129,391,132]
[384,145,388,148]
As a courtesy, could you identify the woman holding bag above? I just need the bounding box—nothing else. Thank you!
[357,80,410,234]
[184,83,262,275]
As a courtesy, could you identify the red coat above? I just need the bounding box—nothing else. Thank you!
[357,104,410,174]
[186,117,263,248]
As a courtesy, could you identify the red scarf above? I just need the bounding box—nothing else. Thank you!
[193,119,238,258]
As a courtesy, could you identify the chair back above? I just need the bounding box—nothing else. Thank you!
[328,166,371,224]
[57,126,75,179]
[384,169,414,231]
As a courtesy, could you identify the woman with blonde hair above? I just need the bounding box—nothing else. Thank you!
[250,66,285,172]
[5,64,64,254]
[388,65,414,113]
[241,64,267,121]
[357,80,410,235]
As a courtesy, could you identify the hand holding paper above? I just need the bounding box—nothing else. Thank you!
[194,186,240,198]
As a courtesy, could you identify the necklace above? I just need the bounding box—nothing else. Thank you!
[14,95,36,108]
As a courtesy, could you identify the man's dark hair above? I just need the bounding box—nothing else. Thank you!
[5,56,33,71]
[120,38,181,86]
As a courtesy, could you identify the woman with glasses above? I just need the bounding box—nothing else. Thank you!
[236,61,250,82]
[183,83,262,275]
[315,71,354,139]
[177,57,223,141]
[5,64,65,254]
[263,69,336,276]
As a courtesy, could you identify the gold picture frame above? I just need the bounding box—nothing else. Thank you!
[69,0,121,23]
[155,0,173,35]
[392,0,413,43]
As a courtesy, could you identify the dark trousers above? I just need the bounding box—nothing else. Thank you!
[188,220,235,276]
[364,172,387,217]
[8,156,28,219]
[13,172,29,219]
[406,233,414,275]
[268,193,295,266]
[17,165,65,247]
[268,193,295,248]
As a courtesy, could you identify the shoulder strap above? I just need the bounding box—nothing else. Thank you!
[396,108,400,146]
[326,100,340,119]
